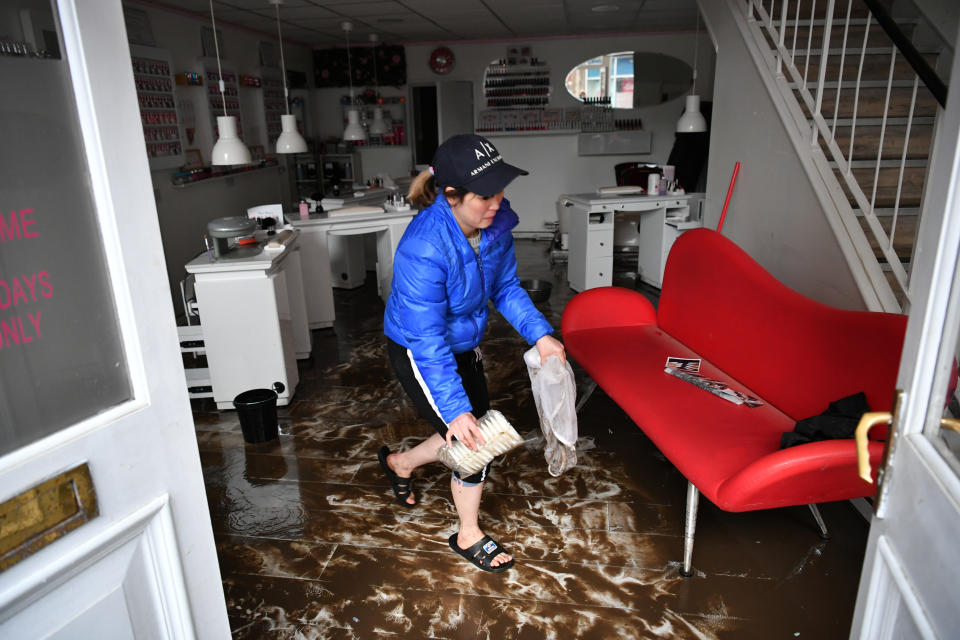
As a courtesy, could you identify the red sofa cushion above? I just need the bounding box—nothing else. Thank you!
[657,229,906,421]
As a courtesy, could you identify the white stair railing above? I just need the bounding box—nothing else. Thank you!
[739,0,943,310]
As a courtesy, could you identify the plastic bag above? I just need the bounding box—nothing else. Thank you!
[524,347,578,476]
[436,409,524,476]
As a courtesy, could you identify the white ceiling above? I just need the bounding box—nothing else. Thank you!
[146,0,700,48]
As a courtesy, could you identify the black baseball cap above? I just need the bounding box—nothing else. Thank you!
[431,134,529,197]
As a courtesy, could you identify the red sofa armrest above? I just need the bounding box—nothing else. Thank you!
[713,439,884,511]
[561,287,657,335]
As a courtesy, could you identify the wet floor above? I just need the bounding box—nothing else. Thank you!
[191,239,868,639]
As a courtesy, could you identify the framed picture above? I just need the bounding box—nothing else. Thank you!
[182,149,203,170]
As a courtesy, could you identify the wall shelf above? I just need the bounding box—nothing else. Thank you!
[483,61,551,110]
[130,44,184,170]
[170,159,279,187]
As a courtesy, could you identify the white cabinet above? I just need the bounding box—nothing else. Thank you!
[184,230,309,409]
[562,192,702,291]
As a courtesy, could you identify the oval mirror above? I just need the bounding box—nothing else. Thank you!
[565,52,693,108]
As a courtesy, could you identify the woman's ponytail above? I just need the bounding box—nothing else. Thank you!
[407,169,436,208]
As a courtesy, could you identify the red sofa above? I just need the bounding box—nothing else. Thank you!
[561,228,906,575]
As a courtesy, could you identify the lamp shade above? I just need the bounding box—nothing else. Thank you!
[211,116,252,165]
[276,114,308,154]
[343,108,367,141]
[369,106,388,135]
[676,94,707,133]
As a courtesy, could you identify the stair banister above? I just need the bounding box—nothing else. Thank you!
[862,0,947,107]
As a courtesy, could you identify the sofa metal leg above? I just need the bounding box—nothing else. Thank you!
[575,380,597,413]
[681,482,699,577]
[808,503,831,540]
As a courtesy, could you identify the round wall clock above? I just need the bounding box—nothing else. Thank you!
[429,46,454,74]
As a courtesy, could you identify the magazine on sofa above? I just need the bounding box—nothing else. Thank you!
[665,357,764,407]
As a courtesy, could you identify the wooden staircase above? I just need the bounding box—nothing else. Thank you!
[746,0,948,310]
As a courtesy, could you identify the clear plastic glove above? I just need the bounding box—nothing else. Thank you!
[524,346,578,476]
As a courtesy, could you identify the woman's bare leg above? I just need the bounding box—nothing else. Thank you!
[386,432,444,505]
[451,478,511,567]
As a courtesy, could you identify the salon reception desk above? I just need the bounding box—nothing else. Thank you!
[560,192,703,291]
[285,208,414,329]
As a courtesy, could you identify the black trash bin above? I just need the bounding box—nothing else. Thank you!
[234,388,279,443]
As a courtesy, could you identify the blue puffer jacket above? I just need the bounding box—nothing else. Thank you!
[384,192,553,423]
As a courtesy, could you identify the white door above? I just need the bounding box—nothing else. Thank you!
[849,28,960,640]
[438,80,475,141]
[0,1,228,638]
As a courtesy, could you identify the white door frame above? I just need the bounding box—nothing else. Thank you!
[849,19,960,639]
[0,1,228,637]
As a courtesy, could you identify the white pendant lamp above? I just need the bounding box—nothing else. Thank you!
[208,0,251,165]
[676,95,707,133]
[271,0,308,154]
[676,12,708,134]
[212,115,252,164]
[368,34,388,135]
[341,21,367,142]
[276,114,307,153]
[343,109,366,140]
[369,107,388,135]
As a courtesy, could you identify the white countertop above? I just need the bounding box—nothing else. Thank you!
[285,208,415,229]
[185,228,300,274]
[561,191,695,205]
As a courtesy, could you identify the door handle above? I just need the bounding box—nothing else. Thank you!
[941,418,960,434]
[855,411,892,483]
[855,414,960,483]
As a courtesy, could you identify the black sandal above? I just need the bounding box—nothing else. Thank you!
[378,446,414,508]
[448,533,514,573]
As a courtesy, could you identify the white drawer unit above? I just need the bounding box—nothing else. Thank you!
[561,192,704,291]
[184,229,310,410]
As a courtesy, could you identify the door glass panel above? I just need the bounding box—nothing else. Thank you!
[928,263,960,476]
[0,1,131,455]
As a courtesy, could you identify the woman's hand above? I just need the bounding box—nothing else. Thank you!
[536,334,566,364]
[447,412,486,451]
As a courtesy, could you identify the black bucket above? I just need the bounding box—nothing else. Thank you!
[234,388,279,443]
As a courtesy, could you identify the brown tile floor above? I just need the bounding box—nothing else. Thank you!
[192,240,868,639]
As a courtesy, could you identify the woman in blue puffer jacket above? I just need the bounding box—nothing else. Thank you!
[379,134,565,573]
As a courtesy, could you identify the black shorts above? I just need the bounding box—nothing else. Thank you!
[387,337,491,484]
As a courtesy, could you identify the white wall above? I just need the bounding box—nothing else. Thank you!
[699,0,864,310]
[911,0,958,48]
[408,34,714,233]
[125,3,313,308]
[310,32,715,233]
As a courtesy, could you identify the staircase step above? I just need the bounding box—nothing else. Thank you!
[816,122,934,162]
[779,21,908,50]
[772,1,871,21]
[835,165,927,208]
[857,211,918,262]
[789,49,940,84]
[796,86,940,119]
[842,158,928,169]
